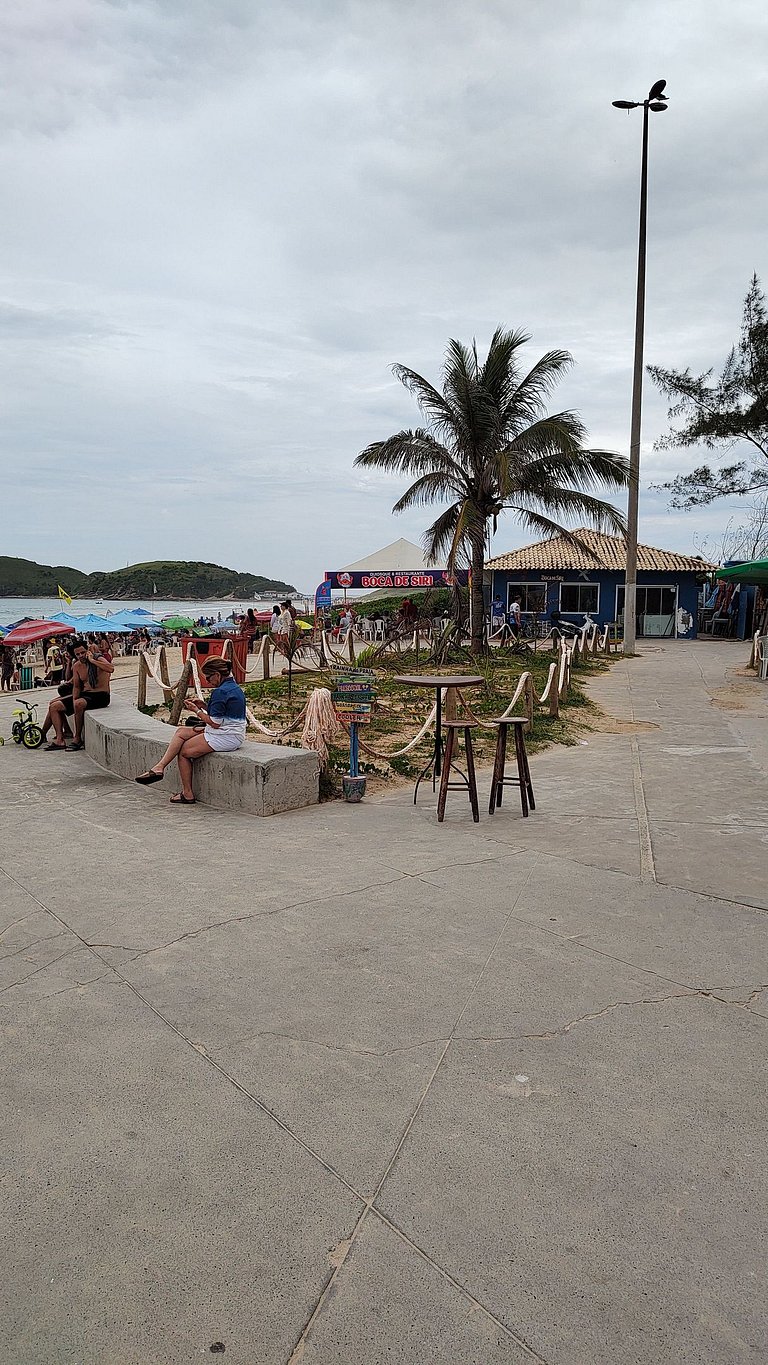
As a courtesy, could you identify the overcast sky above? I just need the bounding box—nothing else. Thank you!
[1,0,766,589]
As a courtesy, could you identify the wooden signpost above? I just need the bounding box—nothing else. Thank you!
[331,667,375,800]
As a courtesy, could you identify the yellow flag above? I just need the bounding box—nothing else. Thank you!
[57,584,72,605]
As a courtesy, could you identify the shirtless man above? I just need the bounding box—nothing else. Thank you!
[47,640,114,751]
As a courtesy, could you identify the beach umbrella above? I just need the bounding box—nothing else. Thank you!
[108,609,162,628]
[161,615,196,631]
[716,558,768,586]
[3,619,75,646]
[51,612,130,633]
[295,618,313,629]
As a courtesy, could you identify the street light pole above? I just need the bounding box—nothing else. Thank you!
[612,80,669,655]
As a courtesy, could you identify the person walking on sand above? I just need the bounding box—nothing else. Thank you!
[134,656,246,805]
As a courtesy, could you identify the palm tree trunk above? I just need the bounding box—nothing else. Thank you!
[470,536,487,656]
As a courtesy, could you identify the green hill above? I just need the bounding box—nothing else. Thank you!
[0,558,296,599]
[0,557,90,597]
[84,561,296,600]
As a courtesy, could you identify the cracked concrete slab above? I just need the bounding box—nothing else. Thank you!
[445,811,643,876]
[2,641,768,1364]
[491,858,768,988]
[451,916,697,1040]
[651,821,768,909]
[213,1031,447,1196]
[377,996,768,1365]
[0,979,361,1365]
[116,869,536,1049]
[296,1213,536,1364]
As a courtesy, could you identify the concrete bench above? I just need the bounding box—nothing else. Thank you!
[84,699,319,816]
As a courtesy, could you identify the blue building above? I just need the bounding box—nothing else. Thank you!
[487,529,715,639]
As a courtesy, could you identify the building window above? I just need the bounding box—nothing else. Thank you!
[616,585,677,636]
[559,582,599,614]
[507,582,547,614]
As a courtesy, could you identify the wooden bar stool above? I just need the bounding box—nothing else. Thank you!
[437,722,480,823]
[488,718,535,817]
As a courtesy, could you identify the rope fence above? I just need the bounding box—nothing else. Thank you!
[136,621,613,766]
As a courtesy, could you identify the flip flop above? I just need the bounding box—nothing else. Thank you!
[67,741,85,751]
[135,770,164,785]
[45,743,67,751]
[169,793,196,804]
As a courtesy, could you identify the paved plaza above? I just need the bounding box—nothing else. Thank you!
[1,641,767,1364]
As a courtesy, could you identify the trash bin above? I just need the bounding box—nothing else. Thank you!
[180,636,248,684]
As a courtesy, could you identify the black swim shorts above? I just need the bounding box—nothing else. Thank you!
[61,691,111,715]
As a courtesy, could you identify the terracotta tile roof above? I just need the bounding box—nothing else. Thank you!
[486,529,716,574]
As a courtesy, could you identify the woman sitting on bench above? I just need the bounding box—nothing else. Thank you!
[135,656,247,804]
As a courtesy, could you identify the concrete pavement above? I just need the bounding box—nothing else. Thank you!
[1,640,767,1363]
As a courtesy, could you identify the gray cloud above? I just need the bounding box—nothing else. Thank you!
[0,0,766,585]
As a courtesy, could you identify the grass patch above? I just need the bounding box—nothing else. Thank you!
[242,648,616,789]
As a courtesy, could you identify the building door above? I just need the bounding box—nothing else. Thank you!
[616,585,678,637]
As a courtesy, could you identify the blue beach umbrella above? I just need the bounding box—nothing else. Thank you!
[50,612,130,633]
[108,609,161,628]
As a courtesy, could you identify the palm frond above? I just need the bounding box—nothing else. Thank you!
[355,430,461,482]
[390,366,458,436]
[504,424,629,491]
[422,502,463,566]
[509,486,627,536]
[502,507,608,557]
[498,351,575,433]
[392,471,464,512]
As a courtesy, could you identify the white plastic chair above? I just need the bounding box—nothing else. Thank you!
[757,635,768,681]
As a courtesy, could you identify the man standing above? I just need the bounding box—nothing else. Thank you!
[47,640,114,751]
[508,597,522,638]
[0,644,15,691]
[44,640,64,685]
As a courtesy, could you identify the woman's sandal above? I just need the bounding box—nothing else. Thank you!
[169,793,196,804]
[135,770,164,785]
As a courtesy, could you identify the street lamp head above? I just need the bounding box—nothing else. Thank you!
[648,78,667,101]
[612,99,639,109]
[649,101,668,112]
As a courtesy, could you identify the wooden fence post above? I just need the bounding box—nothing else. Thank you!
[524,676,535,727]
[262,632,271,680]
[168,661,193,726]
[137,653,148,709]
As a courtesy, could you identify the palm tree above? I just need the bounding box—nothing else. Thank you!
[355,328,629,655]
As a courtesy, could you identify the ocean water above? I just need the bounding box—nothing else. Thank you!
[0,595,310,627]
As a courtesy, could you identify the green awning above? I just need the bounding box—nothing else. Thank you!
[715,559,768,586]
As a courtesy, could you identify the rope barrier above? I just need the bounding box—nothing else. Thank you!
[352,699,439,759]
[138,620,610,760]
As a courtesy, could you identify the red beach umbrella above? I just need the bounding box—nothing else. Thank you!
[2,619,75,646]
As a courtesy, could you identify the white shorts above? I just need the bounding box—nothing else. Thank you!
[204,725,245,753]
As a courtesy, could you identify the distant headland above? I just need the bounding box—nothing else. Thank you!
[0,557,296,600]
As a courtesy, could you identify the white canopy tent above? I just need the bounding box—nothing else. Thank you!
[337,538,445,574]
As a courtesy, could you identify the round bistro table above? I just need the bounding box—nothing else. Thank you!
[394,674,484,802]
